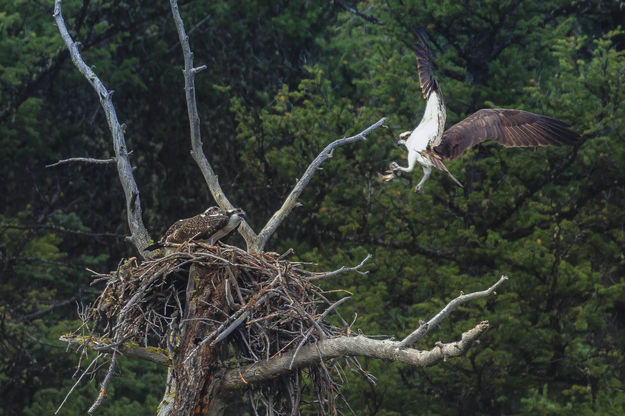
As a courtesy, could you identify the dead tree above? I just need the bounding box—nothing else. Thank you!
[52,1,509,415]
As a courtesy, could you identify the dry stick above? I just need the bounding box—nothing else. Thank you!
[228,267,246,305]
[288,296,351,370]
[306,254,372,281]
[53,0,151,258]
[168,0,257,249]
[2,224,124,240]
[398,275,508,348]
[317,296,351,324]
[183,304,254,363]
[224,278,235,309]
[314,291,350,328]
[171,0,387,254]
[55,352,104,415]
[210,311,250,346]
[253,118,386,253]
[46,156,116,167]
[88,350,118,414]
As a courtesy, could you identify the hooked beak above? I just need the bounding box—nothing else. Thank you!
[227,208,246,219]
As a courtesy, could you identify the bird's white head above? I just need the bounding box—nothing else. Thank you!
[227,208,246,221]
[396,131,412,146]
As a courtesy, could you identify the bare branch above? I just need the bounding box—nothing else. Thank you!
[210,311,249,346]
[53,0,152,258]
[221,321,489,390]
[46,156,116,168]
[336,0,385,25]
[55,352,104,415]
[169,0,387,254]
[60,335,171,366]
[11,298,75,323]
[399,275,508,348]
[306,254,372,282]
[169,0,257,249]
[87,350,117,414]
[157,369,177,416]
[254,118,386,252]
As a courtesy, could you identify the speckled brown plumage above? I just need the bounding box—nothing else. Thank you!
[145,207,245,251]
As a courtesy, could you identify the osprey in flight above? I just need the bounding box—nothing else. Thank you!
[386,31,580,193]
[145,206,246,252]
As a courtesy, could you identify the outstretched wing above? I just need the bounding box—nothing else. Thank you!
[415,30,439,100]
[433,109,580,161]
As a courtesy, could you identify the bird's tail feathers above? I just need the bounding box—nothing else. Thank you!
[427,152,464,188]
[446,170,464,188]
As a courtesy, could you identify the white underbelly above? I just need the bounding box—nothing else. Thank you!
[407,120,438,151]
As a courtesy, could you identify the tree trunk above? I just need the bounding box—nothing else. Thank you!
[172,264,229,415]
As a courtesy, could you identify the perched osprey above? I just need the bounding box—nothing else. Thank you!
[145,206,246,252]
[387,31,580,193]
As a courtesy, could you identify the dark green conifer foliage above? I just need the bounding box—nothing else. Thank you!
[1,0,624,414]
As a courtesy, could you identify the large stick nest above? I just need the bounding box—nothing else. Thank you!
[84,243,362,414]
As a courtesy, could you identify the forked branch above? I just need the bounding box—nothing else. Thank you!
[399,275,508,348]
[221,321,489,390]
[169,0,386,253]
[169,0,257,249]
[306,253,372,281]
[214,275,506,392]
[253,118,386,252]
[53,0,152,258]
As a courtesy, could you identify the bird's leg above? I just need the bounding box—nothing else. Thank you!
[390,149,418,174]
[414,166,432,193]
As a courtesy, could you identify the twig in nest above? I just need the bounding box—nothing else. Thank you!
[306,254,372,281]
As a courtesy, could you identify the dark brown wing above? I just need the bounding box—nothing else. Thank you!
[415,31,439,99]
[433,109,580,161]
[165,214,229,244]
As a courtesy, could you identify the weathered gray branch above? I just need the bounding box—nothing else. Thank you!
[169,1,386,254]
[157,369,177,416]
[53,0,152,259]
[252,118,386,252]
[169,0,257,250]
[399,275,508,348]
[221,321,489,390]
[55,352,103,415]
[60,275,506,415]
[306,253,372,281]
[46,156,116,167]
[60,335,171,366]
[87,350,117,414]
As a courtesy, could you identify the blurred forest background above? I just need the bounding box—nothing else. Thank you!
[1,0,624,415]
